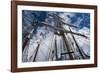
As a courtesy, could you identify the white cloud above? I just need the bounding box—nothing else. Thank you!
[59,13,75,24]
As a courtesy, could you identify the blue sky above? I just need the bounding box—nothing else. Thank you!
[68,13,90,28]
[22,10,90,30]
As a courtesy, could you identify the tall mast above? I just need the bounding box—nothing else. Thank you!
[50,13,89,60]
[52,13,75,60]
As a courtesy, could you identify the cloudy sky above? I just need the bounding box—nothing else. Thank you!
[22,10,90,62]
